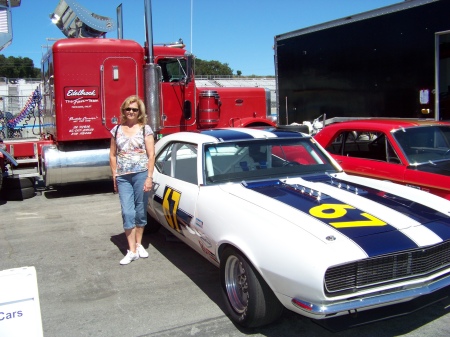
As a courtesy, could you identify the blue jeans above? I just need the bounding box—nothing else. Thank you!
[116,171,150,230]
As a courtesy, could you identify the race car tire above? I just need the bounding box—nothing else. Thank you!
[144,212,161,234]
[220,247,283,328]
[2,186,35,201]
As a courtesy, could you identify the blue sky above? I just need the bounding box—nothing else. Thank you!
[3,0,400,76]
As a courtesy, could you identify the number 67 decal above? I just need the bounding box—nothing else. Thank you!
[162,186,182,232]
[309,204,387,228]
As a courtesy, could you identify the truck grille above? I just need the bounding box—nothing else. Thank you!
[324,240,450,296]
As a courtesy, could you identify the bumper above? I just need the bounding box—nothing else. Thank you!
[291,272,450,318]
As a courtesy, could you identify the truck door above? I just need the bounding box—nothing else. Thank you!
[158,58,196,132]
[101,57,141,131]
[437,31,450,121]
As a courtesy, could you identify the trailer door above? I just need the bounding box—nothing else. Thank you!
[436,31,450,121]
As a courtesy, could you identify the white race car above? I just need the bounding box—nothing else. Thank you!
[146,128,450,328]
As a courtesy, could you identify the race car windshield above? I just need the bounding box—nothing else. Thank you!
[393,125,450,165]
[204,138,338,184]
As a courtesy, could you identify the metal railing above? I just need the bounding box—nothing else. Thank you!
[0,79,42,140]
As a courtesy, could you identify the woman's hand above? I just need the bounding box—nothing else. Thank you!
[113,174,118,193]
[143,177,153,192]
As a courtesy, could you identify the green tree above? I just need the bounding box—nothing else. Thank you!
[236,70,242,77]
[194,58,233,76]
[0,55,40,78]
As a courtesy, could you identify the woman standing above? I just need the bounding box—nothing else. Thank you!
[110,95,155,265]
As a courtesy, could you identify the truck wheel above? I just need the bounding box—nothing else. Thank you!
[220,247,283,328]
[1,177,35,200]
[3,186,35,201]
[144,212,161,234]
[3,176,34,189]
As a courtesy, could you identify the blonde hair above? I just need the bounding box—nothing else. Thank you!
[120,95,147,125]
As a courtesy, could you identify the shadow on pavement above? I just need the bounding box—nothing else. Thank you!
[43,181,114,199]
[137,227,450,337]
[143,227,223,303]
[110,232,129,256]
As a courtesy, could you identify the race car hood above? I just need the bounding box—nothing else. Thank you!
[220,172,450,258]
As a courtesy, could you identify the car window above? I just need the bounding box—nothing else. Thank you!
[158,58,187,82]
[326,130,401,163]
[204,138,337,184]
[155,142,198,184]
[393,125,450,164]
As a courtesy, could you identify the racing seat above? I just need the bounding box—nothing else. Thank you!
[249,145,268,169]
[239,157,256,171]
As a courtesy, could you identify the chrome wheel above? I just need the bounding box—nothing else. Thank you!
[220,247,284,327]
[224,254,249,314]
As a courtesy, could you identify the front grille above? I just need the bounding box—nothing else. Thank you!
[325,240,450,296]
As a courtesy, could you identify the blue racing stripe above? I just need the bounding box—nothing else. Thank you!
[270,130,306,138]
[199,129,255,141]
[421,221,450,241]
[349,231,417,256]
[245,180,418,257]
[315,176,450,241]
[199,128,306,141]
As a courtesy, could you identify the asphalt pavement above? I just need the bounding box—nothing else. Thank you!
[1,182,450,337]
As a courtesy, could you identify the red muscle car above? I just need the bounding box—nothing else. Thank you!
[314,119,450,200]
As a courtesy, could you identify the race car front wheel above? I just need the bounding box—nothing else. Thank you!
[220,247,283,328]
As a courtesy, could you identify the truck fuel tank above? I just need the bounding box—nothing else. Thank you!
[42,145,111,187]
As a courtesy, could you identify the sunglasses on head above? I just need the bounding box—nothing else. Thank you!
[125,107,139,112]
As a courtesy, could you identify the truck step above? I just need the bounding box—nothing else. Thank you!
[15,158,39,164]
[8,167,40,178]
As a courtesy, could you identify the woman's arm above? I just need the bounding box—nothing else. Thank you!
[144,133,155,192]
[109,136,118,192]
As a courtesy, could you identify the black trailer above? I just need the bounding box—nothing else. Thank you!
[274,0,450,126]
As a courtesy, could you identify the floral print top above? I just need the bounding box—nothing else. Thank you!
[111,125,154,176]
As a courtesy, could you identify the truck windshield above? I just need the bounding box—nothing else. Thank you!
[204,138,338,184]
[393,125,450,164]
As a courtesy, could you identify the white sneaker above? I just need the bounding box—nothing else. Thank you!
[136,243,149,258]
[120,250,139,265]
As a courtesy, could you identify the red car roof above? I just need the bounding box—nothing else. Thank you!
[319,119,450,133]
[313,118,450,201]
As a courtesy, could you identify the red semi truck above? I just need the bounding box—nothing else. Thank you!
[1,0,274,196]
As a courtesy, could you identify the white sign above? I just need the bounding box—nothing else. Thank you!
[0,267,43,337]
[420,89,430,104]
